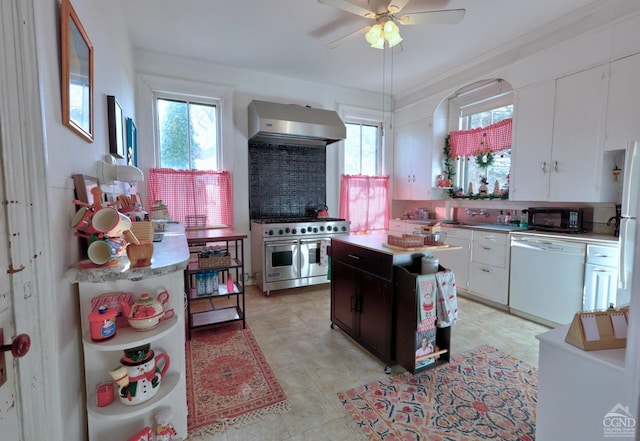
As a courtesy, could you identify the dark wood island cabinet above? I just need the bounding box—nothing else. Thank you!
[330,233,455,373]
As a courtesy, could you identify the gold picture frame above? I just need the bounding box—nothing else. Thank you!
[60,0,94,142]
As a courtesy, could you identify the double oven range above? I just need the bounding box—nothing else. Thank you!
[250,218,350,296]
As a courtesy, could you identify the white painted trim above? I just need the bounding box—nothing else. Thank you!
[0,1,59,439]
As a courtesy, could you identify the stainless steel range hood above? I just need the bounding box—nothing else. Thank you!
[248,100,346,147]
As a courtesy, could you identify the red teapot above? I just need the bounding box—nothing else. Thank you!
[120,291,174,331]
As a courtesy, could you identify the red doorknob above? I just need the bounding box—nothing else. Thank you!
[1,333,30,358]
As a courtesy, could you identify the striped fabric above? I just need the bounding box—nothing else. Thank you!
[147,168,233,228]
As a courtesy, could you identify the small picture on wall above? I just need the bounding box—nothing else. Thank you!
[126,117,137,166]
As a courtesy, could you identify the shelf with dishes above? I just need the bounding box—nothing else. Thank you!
[82,316,178,350]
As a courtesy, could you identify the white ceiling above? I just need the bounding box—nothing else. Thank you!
[118,0,609,97]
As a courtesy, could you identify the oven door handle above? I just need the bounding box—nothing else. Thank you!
[264,240,299,248]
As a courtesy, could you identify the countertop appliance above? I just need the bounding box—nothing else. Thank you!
[509,234,586,327]
[247,100,347,146]
[617,140,640,306]
[527,206,593,233]
[250,218,350,296]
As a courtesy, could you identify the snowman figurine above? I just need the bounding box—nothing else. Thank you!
[110,343,170,406]
[155,408,177,441]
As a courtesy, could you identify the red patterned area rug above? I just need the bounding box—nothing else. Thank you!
[338,345,537,441]
[186,323,289,437]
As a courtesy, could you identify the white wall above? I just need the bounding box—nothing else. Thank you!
[131,51,388,279]
[33,0,136,438]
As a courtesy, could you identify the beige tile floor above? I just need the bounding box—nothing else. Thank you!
[193,284,550,441]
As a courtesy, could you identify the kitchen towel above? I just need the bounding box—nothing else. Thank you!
[435,270,458,327]
[319,239,331,266]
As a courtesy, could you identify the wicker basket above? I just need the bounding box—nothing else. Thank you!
[387,234,425,249]
[198,254,232,268]
[423,232,447,246]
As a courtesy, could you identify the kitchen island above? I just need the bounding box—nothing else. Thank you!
[330,233,456,372]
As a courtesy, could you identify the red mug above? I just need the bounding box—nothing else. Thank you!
[96,381,114,407]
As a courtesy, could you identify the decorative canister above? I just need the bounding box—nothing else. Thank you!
[88,305,117,341]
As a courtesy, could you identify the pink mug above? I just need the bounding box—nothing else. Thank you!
[71,207,99,235]
[92,207,132,237]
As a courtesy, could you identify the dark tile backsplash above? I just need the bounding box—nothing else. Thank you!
[249,141,326,219]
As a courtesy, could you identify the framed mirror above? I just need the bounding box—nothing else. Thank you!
[60,0,94,142]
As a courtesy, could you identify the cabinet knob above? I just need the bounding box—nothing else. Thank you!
[541,161,547,173]
[553,161,558,172]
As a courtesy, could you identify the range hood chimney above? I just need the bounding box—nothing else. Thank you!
[248,100,346,147]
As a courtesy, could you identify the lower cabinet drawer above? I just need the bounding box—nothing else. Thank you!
[331,240,393,280]
[472,241,507,268]
[469,263,509,305]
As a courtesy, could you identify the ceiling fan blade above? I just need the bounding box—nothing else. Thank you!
[318,0,376,19]
[397,9,465,25]
[388,0,411,14]
[326,25,371,49]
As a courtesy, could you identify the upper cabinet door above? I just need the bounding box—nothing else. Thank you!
[550,64,608,202]
[605,53,640,151]
[393,119,431,200]
[510,80,555,201]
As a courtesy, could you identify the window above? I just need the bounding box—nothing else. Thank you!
[149,93,231,227]
[340,118,389,232]
[156,97,220,170]
[344,122,381,176]
[460,105,513,191]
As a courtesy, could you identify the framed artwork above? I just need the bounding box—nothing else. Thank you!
[60,0,94,142]
[126,117,137,166]
[72,174,100,205]
[107,95,125,158]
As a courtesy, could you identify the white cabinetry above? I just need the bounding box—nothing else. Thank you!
[434,226,471,291]
[584,244,619,310]
[393,119,431,200]
[510,80,555,201]
[604,53,640,151]
[70,229,189,441]
[511,65,614,202]
[552,65,609,202]
[469,231,510,305]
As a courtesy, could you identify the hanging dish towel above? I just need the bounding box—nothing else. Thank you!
[435,270,458,327]
[319,239,331,266]
[416,274,438,330]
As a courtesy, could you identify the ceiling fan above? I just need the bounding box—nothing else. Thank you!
[319,0,465,49]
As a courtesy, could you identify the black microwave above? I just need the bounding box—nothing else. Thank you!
[528,207,593,233]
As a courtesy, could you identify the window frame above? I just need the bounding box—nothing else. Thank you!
[447,80,514,192]
[344,119,383,176]
[153,92,222,171]
[339,105,387,177]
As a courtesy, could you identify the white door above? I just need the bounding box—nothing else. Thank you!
[0,164,19,441]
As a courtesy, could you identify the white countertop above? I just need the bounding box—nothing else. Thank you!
[67,223,190,283]
[536,325,626,372]
[333,232,459,255]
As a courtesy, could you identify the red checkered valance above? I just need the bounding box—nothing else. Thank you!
[147,168,233,228]
[449,118,512,158]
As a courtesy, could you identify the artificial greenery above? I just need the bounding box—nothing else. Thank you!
[443,135,457,198]
[475,150,494,169]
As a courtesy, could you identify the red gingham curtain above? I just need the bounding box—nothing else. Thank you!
[339,174,389,233]
[147,168,233,227]
[449,118,512,157]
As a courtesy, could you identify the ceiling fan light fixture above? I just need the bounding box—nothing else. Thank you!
[383,20,398,36]
[370,36,385,49]
[365,23,383,45]
[387,33,403,47]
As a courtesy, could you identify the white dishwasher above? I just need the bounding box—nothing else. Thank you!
[509,234,586,327]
